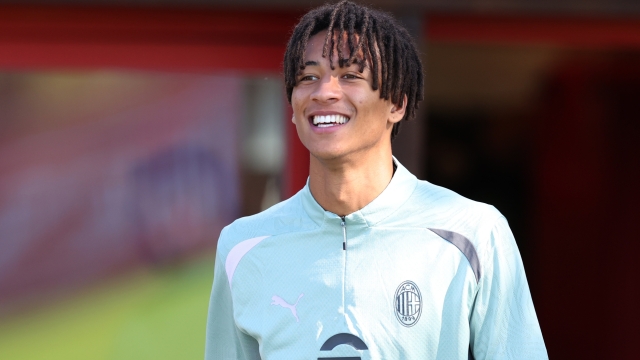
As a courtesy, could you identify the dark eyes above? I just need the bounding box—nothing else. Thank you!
[342,73,361,80]
[299,75,318,81]
[298,73,361,82]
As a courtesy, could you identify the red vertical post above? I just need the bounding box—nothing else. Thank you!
[532,60,640,359]
[283,105,310,199]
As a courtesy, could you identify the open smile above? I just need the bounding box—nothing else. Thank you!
[310,114,350,128]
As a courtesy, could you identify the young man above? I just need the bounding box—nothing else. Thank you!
[205,1,547,359]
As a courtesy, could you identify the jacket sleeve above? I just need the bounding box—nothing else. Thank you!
[204,244,260,360]
[469,216,548,360]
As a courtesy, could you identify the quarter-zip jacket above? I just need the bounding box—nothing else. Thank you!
[205,159,547,360]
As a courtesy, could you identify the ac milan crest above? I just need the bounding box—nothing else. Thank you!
[394,280,422,327]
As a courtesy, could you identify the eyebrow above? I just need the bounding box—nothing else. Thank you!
[302,59,365,68]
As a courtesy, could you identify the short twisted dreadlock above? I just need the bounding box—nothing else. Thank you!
[284,0,424,140]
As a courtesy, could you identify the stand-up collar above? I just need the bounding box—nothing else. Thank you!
[300,157,418,227]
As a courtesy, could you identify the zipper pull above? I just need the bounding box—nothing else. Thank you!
[341,216,346,250]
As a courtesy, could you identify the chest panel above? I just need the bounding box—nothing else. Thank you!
[230,226,477,359]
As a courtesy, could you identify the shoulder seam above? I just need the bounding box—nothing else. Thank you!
[224,235,270,287]
[428,228,481,283]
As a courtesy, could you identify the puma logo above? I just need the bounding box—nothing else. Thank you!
[271,293,304,322]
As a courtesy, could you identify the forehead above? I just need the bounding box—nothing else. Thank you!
[302,31,367,64]
[303,32,327,60]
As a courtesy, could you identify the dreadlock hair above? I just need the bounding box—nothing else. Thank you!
[283,0,424,141]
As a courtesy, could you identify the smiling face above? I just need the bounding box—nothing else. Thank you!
[291,31,405,163]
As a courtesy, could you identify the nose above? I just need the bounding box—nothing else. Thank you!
[310,75,341,103]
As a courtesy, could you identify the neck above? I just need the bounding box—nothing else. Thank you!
[308,146,394,217]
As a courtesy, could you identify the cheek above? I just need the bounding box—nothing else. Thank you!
[291,91,306,116]
[291,89,301,110]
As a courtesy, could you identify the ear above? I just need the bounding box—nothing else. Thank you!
[291,115,296,124]
[389,95,407,124]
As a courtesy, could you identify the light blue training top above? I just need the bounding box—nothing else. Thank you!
[205,159,547,359]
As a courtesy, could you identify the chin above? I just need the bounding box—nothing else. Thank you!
[300,136,343,158]
[309,148,345,162]
[306,143,350,161]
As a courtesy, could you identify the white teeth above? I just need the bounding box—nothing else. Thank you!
[312,115,349,126]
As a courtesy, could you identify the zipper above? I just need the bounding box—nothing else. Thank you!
[341,216,347,314]
[341,216,347,250]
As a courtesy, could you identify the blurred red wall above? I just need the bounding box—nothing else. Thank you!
[428,14,640,359]
[533,56,640,359]
[3,6,639,358]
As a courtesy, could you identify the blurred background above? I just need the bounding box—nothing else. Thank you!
[0,1,638,359]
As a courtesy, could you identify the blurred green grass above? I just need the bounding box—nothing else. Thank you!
[0,253,215,360]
